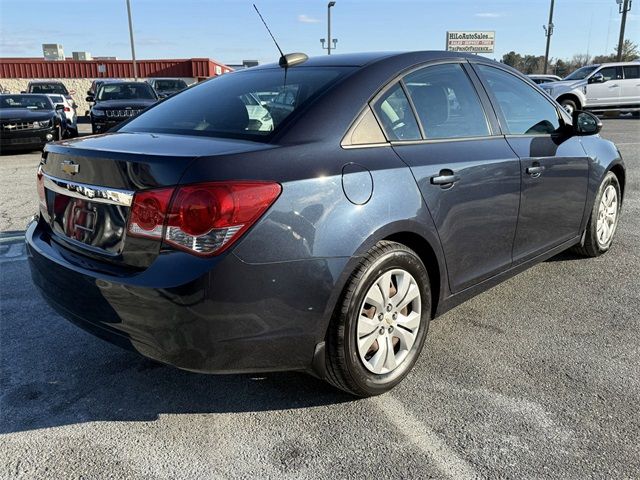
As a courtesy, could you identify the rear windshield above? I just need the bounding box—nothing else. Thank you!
[154,79,187,91]
[97,83,156,101]
[0,95,53,110]
[120,67,356,141]
[30,83,68,95]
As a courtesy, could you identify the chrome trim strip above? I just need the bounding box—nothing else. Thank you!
[43,173,134,206]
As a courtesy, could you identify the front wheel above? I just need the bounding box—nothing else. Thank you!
[573,171,621,257]
[325,241,431,397]
[560,99,578,115]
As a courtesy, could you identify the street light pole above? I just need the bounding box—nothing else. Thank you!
[327,1,336,55]
[126,0,138,79]
[543,0,555,74]
[616,0,632,61]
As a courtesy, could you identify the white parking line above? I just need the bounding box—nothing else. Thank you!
[372,394,477,480]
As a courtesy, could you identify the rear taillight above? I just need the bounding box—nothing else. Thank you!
[127,181,281,256]
[36,166,46,209]
[64,106,71,112]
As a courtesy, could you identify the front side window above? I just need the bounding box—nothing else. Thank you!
[477,65,560,135]
[372,83,421,141]
[121,67,354,140]
[404,63,490,139]
[597,67,620,81]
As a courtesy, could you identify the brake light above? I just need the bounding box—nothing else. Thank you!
[126,181,281,256]
[36,166,46,209]
[64,106,71,112]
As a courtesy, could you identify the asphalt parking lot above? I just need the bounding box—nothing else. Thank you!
[1,119,639,479]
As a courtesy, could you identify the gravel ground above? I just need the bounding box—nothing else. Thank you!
[0,119,638,479]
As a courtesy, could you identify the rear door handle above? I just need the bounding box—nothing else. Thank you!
[431,170,459,187]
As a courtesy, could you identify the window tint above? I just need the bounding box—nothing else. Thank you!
[122,67,354,140]
[477,65,560,135]
[372,83,421,141]
[623,65,640,79]
[597,67,620,81]
[404,64,490,139]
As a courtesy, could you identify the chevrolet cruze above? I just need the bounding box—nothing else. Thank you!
[27,52,625,396]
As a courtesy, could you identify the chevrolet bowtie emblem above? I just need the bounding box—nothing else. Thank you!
[61,160,80,175]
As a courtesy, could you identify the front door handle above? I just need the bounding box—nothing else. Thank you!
[608,84,619,88]
[526,163,545,177]
[431,170,459,187]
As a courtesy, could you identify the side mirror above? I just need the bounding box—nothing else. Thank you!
[86,96,94,102]
[589,73,605,84]
[55,104,65,111]
[573,111,602,136]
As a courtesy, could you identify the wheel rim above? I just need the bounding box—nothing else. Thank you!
[596,184,618,248]
[356,269,422,375]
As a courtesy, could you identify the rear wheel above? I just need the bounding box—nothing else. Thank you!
[573,171,621,257]
[325,241,431,397]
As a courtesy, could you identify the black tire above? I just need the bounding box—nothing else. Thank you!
[325,241,431,397]
[573,171,621,257]
[560,98,578,115]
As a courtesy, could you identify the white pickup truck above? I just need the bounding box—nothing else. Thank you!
[540,61,640,116]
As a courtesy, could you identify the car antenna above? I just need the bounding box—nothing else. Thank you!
[253,4,308,69]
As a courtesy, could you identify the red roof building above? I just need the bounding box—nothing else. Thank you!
[0,58,232,80]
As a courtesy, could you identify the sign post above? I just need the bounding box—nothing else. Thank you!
[446,31,495,54]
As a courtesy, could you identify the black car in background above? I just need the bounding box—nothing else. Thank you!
[26,81,77,109]
[0,94,66,151]
[88,81,158,134]
[146,78,189,98]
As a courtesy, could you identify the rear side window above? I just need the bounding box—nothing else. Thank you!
[623,65,640,79]
[121,67,355,140]
[372,83,421,141]
[404,63,490,139]
[477,65,560,135]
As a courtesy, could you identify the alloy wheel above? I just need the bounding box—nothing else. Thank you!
[596,184,618,248]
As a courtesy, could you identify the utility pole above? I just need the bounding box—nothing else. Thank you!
[320,2,337,55]
[616,0,632,61]
[543,0,555,74]
[126,0,138,79]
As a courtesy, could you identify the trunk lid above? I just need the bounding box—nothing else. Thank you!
[39,132,272,268]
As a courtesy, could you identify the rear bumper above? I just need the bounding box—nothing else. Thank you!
[26,219,347,374]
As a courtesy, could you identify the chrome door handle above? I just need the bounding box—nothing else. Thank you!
[431,170,459,187]
[526,165,545,176]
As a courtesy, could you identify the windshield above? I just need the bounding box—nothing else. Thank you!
[0,95,53,110]
[154,79,187,91]
[564,66,598,81]
[121,66,355,140]
[97,83,156,101]
[30,83,68,95]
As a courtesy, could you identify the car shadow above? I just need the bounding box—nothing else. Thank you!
[0,254,353,435]
[545,250,586,262]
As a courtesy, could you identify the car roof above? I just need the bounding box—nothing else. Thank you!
[583,61,640,68]
[252,51,487,70]
[28,80,65,84]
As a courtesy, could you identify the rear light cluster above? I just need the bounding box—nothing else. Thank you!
[36,166,46,210]
[127,181,281,256]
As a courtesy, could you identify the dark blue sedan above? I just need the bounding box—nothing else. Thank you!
[27,51,625,396]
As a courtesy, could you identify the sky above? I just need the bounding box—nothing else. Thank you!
[0,0,638,65]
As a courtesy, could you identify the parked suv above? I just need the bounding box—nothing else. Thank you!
[540,61,640,115]
[88,81,158,134]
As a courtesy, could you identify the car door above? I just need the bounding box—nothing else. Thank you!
[621,65,640,105]
[473,64,590,263]
[373,62,521,293]
[586,66,622,107]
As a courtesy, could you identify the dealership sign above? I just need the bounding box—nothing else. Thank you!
[446,31,495,53]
